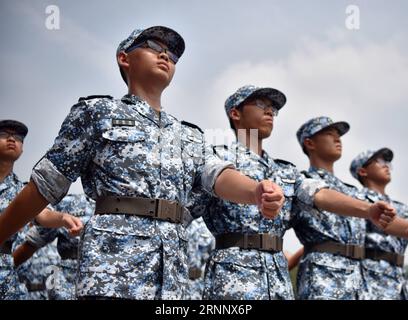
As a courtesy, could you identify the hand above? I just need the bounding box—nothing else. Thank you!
[62,214,83,237]
[367,201,396,229]
[254,180,284,219]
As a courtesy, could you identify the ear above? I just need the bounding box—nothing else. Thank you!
[357,167,368,179]
[117,52,130,71]
[303,138,315,153]
[229,108,241,122]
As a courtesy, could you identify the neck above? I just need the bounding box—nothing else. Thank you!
[0,160,14,182]
[309,155,335,173]
[365,180,387,195]
[237,129,263,156]
[128,83,163,112]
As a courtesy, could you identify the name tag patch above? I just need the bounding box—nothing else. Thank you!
[112,119,136,127]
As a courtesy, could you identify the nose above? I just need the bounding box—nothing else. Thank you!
[264,107,273,116]
[158,51,169,62]
[6,134,16,142]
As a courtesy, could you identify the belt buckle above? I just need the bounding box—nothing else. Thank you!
[261,234,282,252]
[347,245,365,260]
[243,234,257,249]
[156,200,181,223]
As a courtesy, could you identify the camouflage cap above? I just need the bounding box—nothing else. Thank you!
[0,119,28,138]
[116,26,185,58]
[224,85,287,115]
[296,116,350,147]
[349,148,393,180]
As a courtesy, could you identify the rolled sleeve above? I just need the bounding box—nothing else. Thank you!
[31,157,71,205]
[296,178,328,207]
[25,225,57,249]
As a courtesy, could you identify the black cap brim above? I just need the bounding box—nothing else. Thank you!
[366,148,394,165]
[0,120,28,138]
[323,121,350,137]
[138,26,185,58]
[245,87,287,110]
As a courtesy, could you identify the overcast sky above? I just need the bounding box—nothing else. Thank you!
[1,0,407,256]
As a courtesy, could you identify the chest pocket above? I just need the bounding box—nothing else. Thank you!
[98,127,148,173]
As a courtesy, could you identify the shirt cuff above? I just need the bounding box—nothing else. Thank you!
[31,157,71,205]
[201,161,235,197]
[297,178,328,207]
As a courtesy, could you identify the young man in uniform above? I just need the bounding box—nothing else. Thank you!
[0,120,81,300]
[0,27,286,300]
[191,87,396,300]
[294,116,391,300]
[350,148,408,299]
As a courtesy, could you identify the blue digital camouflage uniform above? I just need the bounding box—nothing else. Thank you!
[350,149,408,300]
[185,216,215,300]
[30,93,233,299]
[0,172,28,300]
[13,223,61,300]
[24,193,95,300]
[293,167,366,300]
[195,142,326,300]
[294,116,366,300]
[359,188,408,299]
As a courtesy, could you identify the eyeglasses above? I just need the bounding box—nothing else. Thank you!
[246,99,279,116]
[374,158,392,170]
[0,131,24,142]
[364,157,392,170]
[125,39,179,64]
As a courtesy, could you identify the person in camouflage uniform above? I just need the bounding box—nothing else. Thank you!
[0,120,81,300]
[0,26,287,300]
[350,148,408,299]
[192,86,396,300]
[293,116,369,300]
[13,193,95,300]
[0,120,30,300]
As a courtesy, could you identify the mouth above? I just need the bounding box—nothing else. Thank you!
[157,62,169,72]
[264,117,273,124]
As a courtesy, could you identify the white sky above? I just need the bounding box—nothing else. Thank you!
[1,0,407,260]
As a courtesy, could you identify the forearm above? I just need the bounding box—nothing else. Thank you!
[0,181,49,245]
[214,168,257,204]
[35,209,65,228]
[13,241,38,267]
[314,189,370,218]
[287,247,304,271]
[384,216,408,238]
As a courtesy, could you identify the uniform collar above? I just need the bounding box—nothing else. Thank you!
[121,94,175,128]
[363,187,389,202]
[0,172,20,193]
[309,166,334,178]
[233,141,272,168]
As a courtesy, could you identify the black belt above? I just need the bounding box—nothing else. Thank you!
[306,241,366,260]
[95,197,192,225]
[365,248,405,267]
[188,267,202,280]
[59,247,78,260]
[25,281,46,292]
[216,233,283,252]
